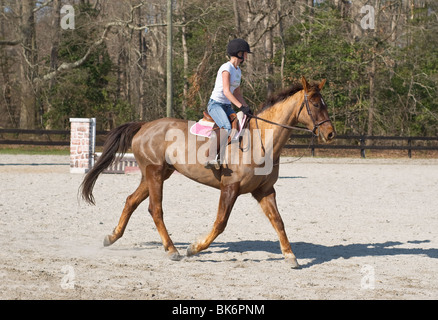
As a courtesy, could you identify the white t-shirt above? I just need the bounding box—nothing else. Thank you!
[210,61,241,104]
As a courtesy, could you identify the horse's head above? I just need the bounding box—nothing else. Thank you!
[298,76,336,143]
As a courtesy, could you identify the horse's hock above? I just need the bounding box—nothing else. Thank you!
[70,118,96,174]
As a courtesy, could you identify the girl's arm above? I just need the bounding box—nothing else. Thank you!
[222,71,247,108]
[232,87,247,107]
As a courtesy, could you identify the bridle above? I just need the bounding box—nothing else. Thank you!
[248,91,332,137]
[297,93,332,136]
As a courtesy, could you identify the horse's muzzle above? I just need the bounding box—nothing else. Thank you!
[318,124,336,143]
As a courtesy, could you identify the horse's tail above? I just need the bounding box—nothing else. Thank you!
[80,122,144,205]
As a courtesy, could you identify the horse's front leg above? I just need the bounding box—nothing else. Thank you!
[187,182,240,256]
[252,187,300,269]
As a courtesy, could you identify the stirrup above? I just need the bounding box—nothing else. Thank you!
[204,155,220,170]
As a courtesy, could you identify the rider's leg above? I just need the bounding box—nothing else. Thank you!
[205,100,232,168]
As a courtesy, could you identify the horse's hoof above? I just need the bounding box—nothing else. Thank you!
[287,258,300,269]
[186,244,198,257]
[103,235,113,247]
[290,260,300,269]
[169,252,182,261]
[285,254,300,269]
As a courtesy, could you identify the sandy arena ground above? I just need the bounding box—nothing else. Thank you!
[0,154,437,300]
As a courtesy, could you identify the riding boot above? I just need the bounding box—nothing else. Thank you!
[204,127,229,170]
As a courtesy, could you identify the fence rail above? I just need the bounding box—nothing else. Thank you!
[1,129,437,158]
[286,134,438,158]
[0,128,107,147]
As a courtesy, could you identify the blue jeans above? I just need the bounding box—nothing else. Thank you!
[207,99,236,134]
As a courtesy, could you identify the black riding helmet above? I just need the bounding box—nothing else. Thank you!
[227,39,252,61]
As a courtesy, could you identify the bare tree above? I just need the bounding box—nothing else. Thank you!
[19,0,38,129]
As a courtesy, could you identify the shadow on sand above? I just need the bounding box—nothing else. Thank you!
[127,239,437,268]
[206,239,437,268]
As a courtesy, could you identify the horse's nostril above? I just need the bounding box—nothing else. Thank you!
[327,132,335,140]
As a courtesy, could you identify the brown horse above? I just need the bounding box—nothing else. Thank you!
[80,76,335,268]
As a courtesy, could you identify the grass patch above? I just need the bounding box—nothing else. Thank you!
[0,145,70,155]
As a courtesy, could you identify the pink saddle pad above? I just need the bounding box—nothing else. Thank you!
[189,112,247,140]
[190,121,214,138]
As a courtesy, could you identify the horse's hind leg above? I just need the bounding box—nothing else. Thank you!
[187,182,239,256]
[146,164,181,261]
[104,176,149,246]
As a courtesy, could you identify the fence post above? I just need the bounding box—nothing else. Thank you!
[360,136,366,158]
[69,118,96,173]
[408,138,412,158]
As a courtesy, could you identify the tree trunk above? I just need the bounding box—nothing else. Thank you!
[276,0,285,88]
[367,0,380,137]
[166,0,173,117]
[137,5,147,121]
[50,0,61,72]
[19,0,37,129]
[46,0,62,129]
[233,0,241,35]
[263,0,274,97]
[180,0,188,118]
[368,49,376,137]
[245,0,256,75]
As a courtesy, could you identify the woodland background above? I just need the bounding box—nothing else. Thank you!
[0,0,437,136]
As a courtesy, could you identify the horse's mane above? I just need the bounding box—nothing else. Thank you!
[257,82,319,115]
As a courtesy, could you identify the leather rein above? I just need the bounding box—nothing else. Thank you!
[248,93,332,136]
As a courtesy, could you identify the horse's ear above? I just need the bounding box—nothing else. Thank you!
[318,79,327,91]
[301,76,310,93]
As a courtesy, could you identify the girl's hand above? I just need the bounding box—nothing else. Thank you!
[240,105,252,116]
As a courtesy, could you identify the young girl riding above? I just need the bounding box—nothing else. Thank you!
[205,38,252,168]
